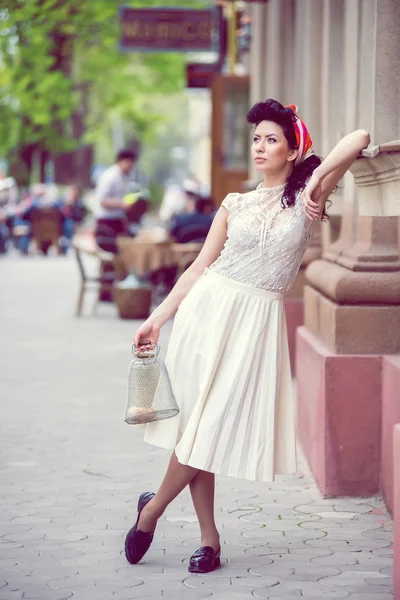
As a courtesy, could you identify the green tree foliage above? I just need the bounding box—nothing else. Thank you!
[0,0,211,184]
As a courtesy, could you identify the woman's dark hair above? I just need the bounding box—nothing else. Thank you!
[246,98,329,220]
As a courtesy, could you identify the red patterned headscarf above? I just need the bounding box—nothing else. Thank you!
[285,104,315,167]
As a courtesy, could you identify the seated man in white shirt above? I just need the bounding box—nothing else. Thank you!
[94,148,139,253]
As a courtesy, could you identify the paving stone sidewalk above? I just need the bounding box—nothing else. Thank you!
[0,255,394,600]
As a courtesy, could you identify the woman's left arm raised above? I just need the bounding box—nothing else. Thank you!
[302,129,371,220]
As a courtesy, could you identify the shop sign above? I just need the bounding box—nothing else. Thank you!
[119,7,215,52]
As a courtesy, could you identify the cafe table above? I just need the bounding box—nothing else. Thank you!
[116,232,204,279]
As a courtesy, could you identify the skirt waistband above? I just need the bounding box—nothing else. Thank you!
[204,268,283,301]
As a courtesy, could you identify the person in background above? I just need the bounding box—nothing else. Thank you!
[159,178,201,223]
[0,208,9,253]
[59,184,86,254]
[0,175,18,211]
[12,184,48,254]
[94,148,139,254]
[95,148,152,293]
[0,176,17,254]
[169,196,215,244]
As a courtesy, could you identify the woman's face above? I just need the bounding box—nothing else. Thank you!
[251,120,298,174]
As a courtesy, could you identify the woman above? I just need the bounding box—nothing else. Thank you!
[125,99,370,573]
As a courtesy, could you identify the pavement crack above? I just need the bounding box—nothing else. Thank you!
[82,469,112,479]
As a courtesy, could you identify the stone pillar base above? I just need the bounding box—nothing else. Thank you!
[381,357,400,515]
[394,424,400,600]
[284,267,308,375]
[296,326,382,496]
[304,264,400,354]
[284,298,303,375]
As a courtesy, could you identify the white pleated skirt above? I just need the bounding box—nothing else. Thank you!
[143,269,297,482]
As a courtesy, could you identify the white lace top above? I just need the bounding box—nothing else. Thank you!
[209,183,316,293]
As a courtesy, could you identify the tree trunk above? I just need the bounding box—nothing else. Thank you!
[39,149,49,183]
[8,143,37,187]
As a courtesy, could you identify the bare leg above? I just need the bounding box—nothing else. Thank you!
[138,452,198,532]
[189,471,220,551]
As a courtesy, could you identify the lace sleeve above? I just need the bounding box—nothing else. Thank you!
[221,193,239,215]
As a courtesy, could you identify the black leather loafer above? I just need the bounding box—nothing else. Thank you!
[188,546,221,573]
[124,491,155,564]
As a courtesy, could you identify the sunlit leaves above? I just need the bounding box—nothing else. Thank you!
[0,0,210,176]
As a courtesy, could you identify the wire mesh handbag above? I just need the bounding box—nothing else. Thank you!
[125,341,179,425]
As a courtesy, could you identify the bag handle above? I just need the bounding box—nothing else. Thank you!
[132,339,160,359]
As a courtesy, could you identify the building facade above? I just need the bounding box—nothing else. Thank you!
[248,0,400,592]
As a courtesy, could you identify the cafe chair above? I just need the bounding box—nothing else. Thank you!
[29,207,63,254]
[73,236,115,316]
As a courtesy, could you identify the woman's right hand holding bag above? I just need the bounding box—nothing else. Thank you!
[134,319,160,349]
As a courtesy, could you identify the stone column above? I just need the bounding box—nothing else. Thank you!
[248,3,267,109]
[297,149,400,498]
[285,224,321,373]
[260,0,295,103]
[305,150,400,354]
[247,2,268,186]
[320,0,345,251]
[296,0,400,497]
[283,0,324,372]
[323,0,360,262]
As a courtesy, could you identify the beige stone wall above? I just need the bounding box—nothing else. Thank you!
[249,0,400,251]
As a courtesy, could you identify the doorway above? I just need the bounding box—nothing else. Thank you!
[211,74,250,204]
